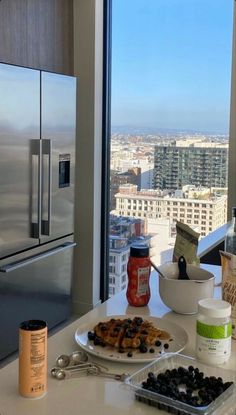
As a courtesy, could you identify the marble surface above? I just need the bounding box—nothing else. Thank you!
[0,264,236,415]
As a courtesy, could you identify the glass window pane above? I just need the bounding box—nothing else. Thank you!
[109,0,233,296]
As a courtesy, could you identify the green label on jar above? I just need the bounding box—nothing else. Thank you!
[197,321,232,339]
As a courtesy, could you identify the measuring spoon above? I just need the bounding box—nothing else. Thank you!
[87,366,129,382]
[51,365,129,381]
[56,351,88,368]
[56,350,108,371]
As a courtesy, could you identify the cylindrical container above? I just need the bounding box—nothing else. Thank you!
[196,298,232,365]
[19,320,47,398]
[126,244,151,307]
[225,207,236,255]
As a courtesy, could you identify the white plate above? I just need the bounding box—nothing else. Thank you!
[74,315,188,363]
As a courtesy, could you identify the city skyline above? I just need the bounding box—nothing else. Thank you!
[111,0,233,134]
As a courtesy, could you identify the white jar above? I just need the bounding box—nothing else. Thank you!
[196,298,232,365]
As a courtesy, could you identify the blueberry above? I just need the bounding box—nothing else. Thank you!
[127,351,133,358]
[160,385,167,395]
[216,387,224,396]
[93,337,101,346]
[149,348,155,353]
[139,344,148,353]
[178,366,185,375]
[163,343,169,350]
[88,331,95,341]
[134,317,143,326]
[155,340,162,347]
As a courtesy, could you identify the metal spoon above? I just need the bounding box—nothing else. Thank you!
[56,351,88,368]
[56,350,108,371]
[51,366,89,380]
[87,366,129,382]
[51,362,92,378]
[51,365,129,381]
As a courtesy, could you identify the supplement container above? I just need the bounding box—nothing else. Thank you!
[126,244,151,307]
[196,298,232,365]
[19,320,47,398]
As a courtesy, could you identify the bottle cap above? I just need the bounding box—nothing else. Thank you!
[130,244,149,258]
[232,207,236,217]
[20,320,47,331]
[198,298,231,318]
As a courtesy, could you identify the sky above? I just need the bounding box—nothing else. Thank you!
[111,0,234,134]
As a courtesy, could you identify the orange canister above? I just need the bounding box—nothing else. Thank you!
[126,244,151,306]
[19,320,47,398]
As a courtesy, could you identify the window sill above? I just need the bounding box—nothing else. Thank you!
[198,223,228,258]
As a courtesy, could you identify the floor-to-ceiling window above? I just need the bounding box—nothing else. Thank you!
[106,0,234,297]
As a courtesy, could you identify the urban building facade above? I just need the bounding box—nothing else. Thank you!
[110,167,141,210]
[153,142,228,190]
[109,215,156,296]
[113,184,227,237]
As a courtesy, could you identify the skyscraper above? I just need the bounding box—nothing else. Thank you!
[153,142,228,190]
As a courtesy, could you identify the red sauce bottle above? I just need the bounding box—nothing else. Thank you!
[126,244,151,306]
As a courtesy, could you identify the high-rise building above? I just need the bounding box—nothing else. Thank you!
[153,142,228,190]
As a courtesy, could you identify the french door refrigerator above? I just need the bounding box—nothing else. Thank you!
[0,63,77,360]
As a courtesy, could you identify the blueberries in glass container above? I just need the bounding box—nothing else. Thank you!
[140,365,234,408]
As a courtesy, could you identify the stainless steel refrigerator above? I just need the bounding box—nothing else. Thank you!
[0,63,77,360]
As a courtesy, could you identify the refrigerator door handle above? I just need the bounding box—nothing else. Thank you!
[0,242,76,273]
[30,139,41,238]
[41,139,52,236]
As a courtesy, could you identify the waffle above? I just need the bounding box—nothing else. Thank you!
[93,317,164,350]
[93,318,128,348]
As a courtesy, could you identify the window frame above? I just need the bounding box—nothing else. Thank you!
[101,0,236,300]
[100,0,112,302]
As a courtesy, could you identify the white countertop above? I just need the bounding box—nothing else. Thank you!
[1,264,236,415]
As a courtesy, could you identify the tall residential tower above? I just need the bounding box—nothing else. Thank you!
[153,141,228,190]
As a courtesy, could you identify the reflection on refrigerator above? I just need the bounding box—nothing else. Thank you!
[0,63,77,360]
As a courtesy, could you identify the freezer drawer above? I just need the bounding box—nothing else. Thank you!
[0,240,75,361]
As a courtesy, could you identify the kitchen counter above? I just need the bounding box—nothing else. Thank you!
[1,264,236,415]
